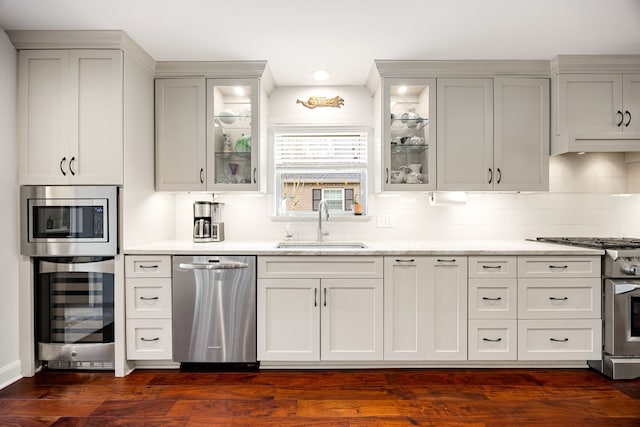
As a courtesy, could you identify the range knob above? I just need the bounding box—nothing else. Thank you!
[622,265,640,275]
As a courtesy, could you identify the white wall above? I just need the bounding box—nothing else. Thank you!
[0,30,21,388]
[170,85,640,243]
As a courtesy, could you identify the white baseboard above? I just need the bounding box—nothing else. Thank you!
[0,360,22,390]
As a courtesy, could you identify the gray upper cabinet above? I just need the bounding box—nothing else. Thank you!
[17,49,124,185]
[494,78,549,191]
[154,62,272,192]
[155,78,207,191]
[436,78,494,191]
[551,55,640,155]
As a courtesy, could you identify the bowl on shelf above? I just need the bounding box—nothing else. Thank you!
[218,109,237,124]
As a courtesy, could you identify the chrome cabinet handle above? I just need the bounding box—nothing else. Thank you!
[314,288,318,307]
[395,259,415,263]
[69,156,76,176]
[253,167,257,184]
[178,262,249,270]
[437,258,456,263]
[200,168,204,184]
[323,288,327,307]
[138,264,159,269]
[482,296,502,301]
[496,168,502,184]
[140,337,160,342]
[482,265,502,269]
[139,296,159,301]
[624,110,632,127]
[616,110,624,126]
[482,337,502,342]
[550,338,569,343]
[385,168,389,184]
[488,168,493,184]
[549,296,568,301]
[60,157,67,176]
[548,265,568,270]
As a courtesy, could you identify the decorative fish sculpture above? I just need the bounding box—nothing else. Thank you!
[296,95,344,109]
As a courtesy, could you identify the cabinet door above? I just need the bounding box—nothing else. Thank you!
[207,79,260,191]
[18,50,71,184]
[557,74,623,135]
[426,257,468,360]
[155,78,206,191]
[257,278,320,361]
[437,79,493,191]
[623,74,640,133]
[70,50,123,184]
[384,257,429,360]
[321,278,383,361]
[494,78,549,191]
[382,78,436,191]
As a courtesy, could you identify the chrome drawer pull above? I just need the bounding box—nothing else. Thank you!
[139,296,159,301]
[139,265,159,269]
[548,265,568,270]
[482,265,502,269]
[549,296,568,301]
[550,338,569,343]
[482,337,502,343]
[396,259,415,263]
[482,297,502,301]
[140,337,160,342]
[437,259,456,263]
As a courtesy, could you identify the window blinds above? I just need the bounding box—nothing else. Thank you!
[274,132,368,166]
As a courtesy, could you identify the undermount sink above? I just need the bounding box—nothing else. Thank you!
[275,241,368,249]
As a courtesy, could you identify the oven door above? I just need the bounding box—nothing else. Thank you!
[36,257,115,368]
[604,279,640,356]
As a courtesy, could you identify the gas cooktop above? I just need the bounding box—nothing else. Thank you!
[535,237,640,250]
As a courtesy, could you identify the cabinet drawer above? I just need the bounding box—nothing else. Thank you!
[468,320,517,360]
[518,278,601,319]
[469,257,516,278]
[126,278,172,319]
[518,319,601,360]
[258,256,383,279]
[125,255,172,278]
[126,319,172,360]
[468,279,517,319]
[517,257,600,278]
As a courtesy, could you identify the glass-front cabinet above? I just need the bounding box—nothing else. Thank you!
[382,78,436,191]
[207,79,259,190]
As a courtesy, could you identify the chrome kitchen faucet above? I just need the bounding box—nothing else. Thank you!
[317,199,330,242]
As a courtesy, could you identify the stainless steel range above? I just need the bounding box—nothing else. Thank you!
[536,237,640,379]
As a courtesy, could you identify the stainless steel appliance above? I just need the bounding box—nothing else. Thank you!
[35,256,115,369]
[536,237,640,379]
[193,201,224,242]
[21,185,118,256]
[172,255,256,365]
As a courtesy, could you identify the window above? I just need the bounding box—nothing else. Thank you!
[274,128,368,217]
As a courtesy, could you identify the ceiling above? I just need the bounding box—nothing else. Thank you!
[1,0,640,87]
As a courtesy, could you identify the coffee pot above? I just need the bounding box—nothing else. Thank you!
[193,200,225,242]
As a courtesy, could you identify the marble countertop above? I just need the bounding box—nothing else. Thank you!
[124,239,604,256]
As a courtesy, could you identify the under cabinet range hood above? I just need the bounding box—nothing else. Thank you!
[550,55,640,156]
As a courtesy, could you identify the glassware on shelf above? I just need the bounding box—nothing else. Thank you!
[228,163,239,183]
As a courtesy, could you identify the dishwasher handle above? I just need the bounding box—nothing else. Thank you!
[178,261,249,270]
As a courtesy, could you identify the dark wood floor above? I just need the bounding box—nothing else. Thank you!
[0,368,639,426]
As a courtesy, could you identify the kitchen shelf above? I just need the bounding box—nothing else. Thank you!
[390,143,429,154]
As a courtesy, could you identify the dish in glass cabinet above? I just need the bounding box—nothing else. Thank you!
[218,109,237,124]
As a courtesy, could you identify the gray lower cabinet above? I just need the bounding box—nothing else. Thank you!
[384,256,468,361]
[257,256,384,362]
[124,255,173,360]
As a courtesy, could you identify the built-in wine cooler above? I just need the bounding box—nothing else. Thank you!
[35,257,115,370]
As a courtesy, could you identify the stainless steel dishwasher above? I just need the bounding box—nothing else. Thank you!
[172,255,256,365]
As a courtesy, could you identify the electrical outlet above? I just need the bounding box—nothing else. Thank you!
[376,214,394,228]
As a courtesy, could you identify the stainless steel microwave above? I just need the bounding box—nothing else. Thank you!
[20,186,118,256]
